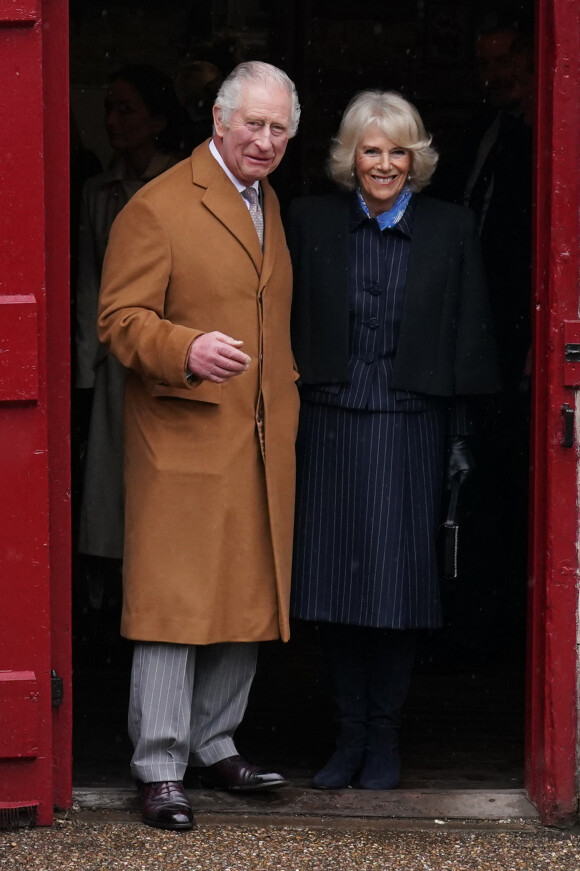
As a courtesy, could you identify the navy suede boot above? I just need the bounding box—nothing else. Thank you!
[358,628,416,790]
[358,724,401,789]
[312,722,366,789]
[312,625,368,789]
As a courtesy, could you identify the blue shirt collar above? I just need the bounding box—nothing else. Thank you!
[351,189,414,237]
[356,186,414,230]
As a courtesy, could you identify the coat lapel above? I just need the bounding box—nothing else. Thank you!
[259,178,281,289]
[190,143,264,275]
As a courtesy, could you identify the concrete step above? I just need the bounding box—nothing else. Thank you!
[73,785,538,822]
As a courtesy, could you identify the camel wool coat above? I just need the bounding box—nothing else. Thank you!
[97,141,299,645]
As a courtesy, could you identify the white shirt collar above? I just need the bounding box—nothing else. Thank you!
[209,138,259,196]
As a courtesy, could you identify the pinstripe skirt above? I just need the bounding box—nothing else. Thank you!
[291,402,446,629]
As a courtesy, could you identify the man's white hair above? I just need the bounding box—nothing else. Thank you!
[214,61,300,137]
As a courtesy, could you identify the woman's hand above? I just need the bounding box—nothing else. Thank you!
[446,436,475,487]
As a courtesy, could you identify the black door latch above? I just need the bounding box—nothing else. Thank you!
[561,403,575,448]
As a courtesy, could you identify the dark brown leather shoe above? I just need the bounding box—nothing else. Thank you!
[198,755,288,792]
[139,780,195,831]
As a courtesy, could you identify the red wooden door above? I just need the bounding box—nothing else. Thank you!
[0,0,71,826]
[526,0,580,825]
[0,0,579,829]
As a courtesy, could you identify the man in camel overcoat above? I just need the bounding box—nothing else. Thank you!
[98,61,300,830]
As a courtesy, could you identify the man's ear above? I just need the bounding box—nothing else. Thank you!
[213,104,225,138]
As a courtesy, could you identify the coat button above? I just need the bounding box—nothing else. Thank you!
[364,353,376,364]
[368,283,381,295]
[368,317,379,329]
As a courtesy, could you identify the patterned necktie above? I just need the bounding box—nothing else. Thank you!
[242,186,264,247]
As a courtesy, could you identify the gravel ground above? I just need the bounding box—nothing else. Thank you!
[1,816,580,871]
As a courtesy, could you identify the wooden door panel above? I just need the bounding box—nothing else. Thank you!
[0,0,70,827]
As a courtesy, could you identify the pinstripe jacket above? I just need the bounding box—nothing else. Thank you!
[289,192,500,397]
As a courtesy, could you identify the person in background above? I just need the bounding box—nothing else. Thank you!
[75,64,190,603]
[461,32,534,663]
[69,114,102,550]
[289,90,499,791]
[175,59,223,148]
[510,35,534,127]
[474,24,518,109]
[97,61,300,830]
[431,23,519,209]
[429,23,534,667]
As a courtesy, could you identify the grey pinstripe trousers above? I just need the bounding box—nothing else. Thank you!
[128,641,258,782]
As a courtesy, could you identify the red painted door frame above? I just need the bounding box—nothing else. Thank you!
[526,0,580,825]
[44,0,73,813]
[0,0,71,826]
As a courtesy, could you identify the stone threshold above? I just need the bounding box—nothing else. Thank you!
[73,785,538,823]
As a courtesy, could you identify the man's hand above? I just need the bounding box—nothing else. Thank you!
[187,332,251,383]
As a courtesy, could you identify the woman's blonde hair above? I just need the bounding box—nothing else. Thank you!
[328,90,438,192]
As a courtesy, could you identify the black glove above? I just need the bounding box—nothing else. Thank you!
[446,436,475,488]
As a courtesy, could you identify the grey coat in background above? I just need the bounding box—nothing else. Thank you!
[76,153,176,558]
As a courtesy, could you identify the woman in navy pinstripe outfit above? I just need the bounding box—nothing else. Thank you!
[289,92,499,790]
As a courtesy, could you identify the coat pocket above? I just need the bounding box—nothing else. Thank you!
[148,380,222,405]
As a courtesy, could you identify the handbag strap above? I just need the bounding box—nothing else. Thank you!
[446,476,461,526]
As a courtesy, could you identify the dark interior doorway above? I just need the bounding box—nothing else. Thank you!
[70,0,532,789]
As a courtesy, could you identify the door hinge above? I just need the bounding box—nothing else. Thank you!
[51,669,64,708]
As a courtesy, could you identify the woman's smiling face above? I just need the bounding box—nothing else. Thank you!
[355,127,411,217]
